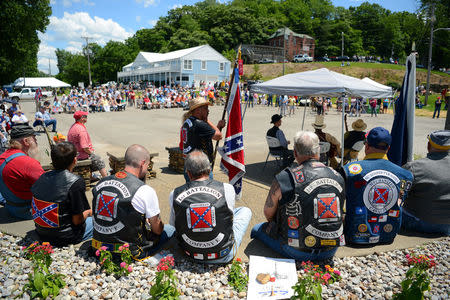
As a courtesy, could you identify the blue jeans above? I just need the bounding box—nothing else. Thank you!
[433,107,441,118]
[146,224,176,256]
[82,216,94,241]
[205,206,252,264]
[251,222,338,262]
[401,209,450,236]
[33,119,57,131]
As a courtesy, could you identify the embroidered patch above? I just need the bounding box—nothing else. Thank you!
[349,163,362,174]
[339,235,346,246]
[314,193,340,223]
[287,216,300,229]
[32,198,59,228]
[355,206,366,215]
[193,253,204,260]
[369,236,380,243]
[294,170,304,183]
[368,216,377,222]
[220,248,230,257]
[186,203,216,232]
[115,171,127,179]
[388,209,400,217]
[286,194,302,216]
[383,224,393,233]
[358,224,368,233]
[378,215,387,223]
[288,238,300,247]
[321,239,336,246]
[207,253,218,260]
[363,177,398,214]
[373,225,380,234]
[304,235,316,247]
[288,230,299,239]
[95,191,119,221]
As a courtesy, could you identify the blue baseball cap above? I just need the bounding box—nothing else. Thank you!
[366,127,392,150]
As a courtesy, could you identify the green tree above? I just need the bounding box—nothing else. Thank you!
[0,0,52,84]
[55,49,72,75]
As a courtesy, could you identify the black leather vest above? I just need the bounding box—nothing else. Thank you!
[266,126,284,151]
[182,116,213,162]
[31,170,80,243]
[172,179,234,261]
[275,160,345,250]
[92,171,152,257]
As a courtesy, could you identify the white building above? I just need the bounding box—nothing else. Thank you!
[117,44,231,87]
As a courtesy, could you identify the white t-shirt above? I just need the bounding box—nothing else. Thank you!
[168,181,235,226]
[130,185,160,219]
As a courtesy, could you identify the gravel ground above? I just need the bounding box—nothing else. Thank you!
[0,232,448,300]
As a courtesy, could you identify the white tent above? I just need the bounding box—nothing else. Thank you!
[250,68,395,167]
[13,77,70,88]
[251,68,393,98]
[361,77,393,97]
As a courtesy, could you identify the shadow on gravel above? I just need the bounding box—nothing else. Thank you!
[398,229,445,239]
[244,239,284,260]
[160,166,183,175]
[243,161,281,186]
[0,206,27,224]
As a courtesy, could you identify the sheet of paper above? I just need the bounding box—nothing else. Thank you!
[247,255,298,300]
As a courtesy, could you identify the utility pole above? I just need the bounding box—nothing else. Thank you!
[282,27,286,76]
[341,32,344,57]
[425,3,435,106]
[48,58,51,76]
[82,36,93,87]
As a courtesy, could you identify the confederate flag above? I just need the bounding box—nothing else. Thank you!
[219,68,245,198]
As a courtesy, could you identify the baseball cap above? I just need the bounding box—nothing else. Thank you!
[10,124,37,139]
[428,130,450,150]
[74,110,88,120]
[366,127,392,150]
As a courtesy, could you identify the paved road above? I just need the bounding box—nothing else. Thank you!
[1,101,445,261]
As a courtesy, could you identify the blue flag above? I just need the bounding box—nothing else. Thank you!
[388,54,416,166]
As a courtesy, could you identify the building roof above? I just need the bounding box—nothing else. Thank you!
[138,44,229,64]
[269,27,314,40]
[13,77,70,88]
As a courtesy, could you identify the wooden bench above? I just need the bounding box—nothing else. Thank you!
[107,151,158,179]
[42,159,92,189]
[165,147,184,173]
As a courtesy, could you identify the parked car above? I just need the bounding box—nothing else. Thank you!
[336,55,350,61]
[293,54,313,63]
[259,58,275,64]
[9,87,52,101]
[315,56,330,62]
[299,98,311,106]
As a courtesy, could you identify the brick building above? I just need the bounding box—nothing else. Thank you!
[267,27,315,61]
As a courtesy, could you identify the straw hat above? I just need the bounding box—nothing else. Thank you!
[352,119,367,131]
[312,115,326,129]
[189,97,211,112]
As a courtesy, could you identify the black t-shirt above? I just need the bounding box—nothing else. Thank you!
[40,178,90,245]
[183,116,215,162]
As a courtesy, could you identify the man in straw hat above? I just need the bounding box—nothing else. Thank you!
[401,130,450,235]
[181,97,225,181]
[342,118,367,165]
[312,115,340,169]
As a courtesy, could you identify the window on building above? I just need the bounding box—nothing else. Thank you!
[201,61,207,70]
[219,62,224,71]
[184,60,192,70]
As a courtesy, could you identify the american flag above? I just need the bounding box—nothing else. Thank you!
[219,67,245,198]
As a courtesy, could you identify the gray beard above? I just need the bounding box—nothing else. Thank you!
[27,146,40,160]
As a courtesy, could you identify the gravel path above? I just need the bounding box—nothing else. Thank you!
[1,232,448,299]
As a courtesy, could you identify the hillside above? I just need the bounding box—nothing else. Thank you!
[243,62,450,88]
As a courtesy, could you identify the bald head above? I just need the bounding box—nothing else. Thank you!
[125,144,150,168]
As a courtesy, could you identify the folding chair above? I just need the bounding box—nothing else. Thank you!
[263,136,283,170]
[319,141,331,166]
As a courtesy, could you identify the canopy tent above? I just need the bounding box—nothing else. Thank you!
[251,68,393,98]
[250,68,395,167]
[361,77,393,97]
[13,77,70,88]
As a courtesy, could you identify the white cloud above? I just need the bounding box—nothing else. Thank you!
[148,19,158,27]
[169,4,182,10]
[136,0,156,8]
[37,43,59,75]
[136,15,141,22]
[61,0,94,7]
[47,12,133,49]
[38,12,133,74]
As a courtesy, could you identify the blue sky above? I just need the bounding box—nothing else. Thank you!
[39,0,420,75]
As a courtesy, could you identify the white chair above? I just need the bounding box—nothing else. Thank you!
[319,141,331,166]
[263,136,283,170]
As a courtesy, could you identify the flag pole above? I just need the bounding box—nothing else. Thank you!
[211,46,241,171]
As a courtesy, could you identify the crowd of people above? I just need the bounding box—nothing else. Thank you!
[0,83,448,268]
